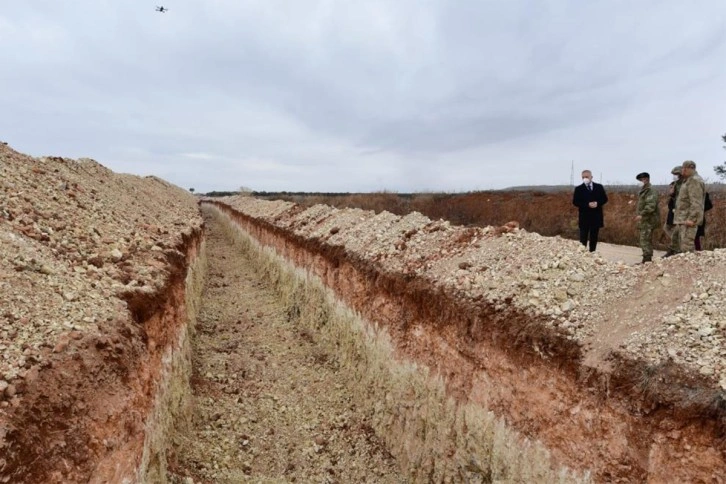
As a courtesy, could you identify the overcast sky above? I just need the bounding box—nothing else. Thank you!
[1,1,725,192]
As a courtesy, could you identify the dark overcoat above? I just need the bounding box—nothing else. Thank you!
[572,182,608,228]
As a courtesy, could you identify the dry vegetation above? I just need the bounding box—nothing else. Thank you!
[263,186,726,250]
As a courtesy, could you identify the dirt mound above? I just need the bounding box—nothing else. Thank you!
[262,189,726,250]
[213,196,726,383]
[0,144,203,482]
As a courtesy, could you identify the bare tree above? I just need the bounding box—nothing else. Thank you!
[239,186,253,196]
[715,133,726,180]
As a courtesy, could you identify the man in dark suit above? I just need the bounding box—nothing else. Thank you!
[572,170,608,252]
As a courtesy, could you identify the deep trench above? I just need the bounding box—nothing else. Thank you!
[3,203,724,483]
[182,202,726,483]
[162,205,576,483]
[167,208,404,482]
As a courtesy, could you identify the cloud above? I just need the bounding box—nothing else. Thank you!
[1,0,725,192]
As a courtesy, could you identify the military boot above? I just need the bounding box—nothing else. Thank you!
[642,255,652,264]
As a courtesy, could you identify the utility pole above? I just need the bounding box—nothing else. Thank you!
[570,160,574,186]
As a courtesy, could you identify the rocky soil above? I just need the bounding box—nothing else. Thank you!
[0,144,200,387]
[0,144,201,481]
[214,196,726,389]
[169,211,402,483]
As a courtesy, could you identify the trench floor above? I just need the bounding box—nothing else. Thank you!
[169,212,403,483]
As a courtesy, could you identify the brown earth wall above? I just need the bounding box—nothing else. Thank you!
[207,200,726,483]
[0,227,206,483]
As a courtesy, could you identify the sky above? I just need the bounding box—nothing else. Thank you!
[1,1,725,193]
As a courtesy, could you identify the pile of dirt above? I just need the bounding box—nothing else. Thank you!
[0,144,202,481]
[262,188,726,250]
[213,196,726,384]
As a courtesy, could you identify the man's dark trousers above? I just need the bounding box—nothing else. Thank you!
[579,225,599,252]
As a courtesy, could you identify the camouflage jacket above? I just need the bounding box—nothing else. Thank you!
[637,183,660,228]
[666,178,684,225]
[674,172,705,225]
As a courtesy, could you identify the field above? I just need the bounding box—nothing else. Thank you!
[261,186,726,250]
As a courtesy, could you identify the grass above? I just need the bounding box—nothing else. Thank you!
[262,187,726,250]
[140,238,208,482]
[205,204,590,483]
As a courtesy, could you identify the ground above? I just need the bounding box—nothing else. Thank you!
[169,212,403,483]
[597,242,665,265]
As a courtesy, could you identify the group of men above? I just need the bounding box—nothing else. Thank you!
[572,161,709,263]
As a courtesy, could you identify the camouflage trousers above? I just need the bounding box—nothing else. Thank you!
[639,225,655,259]
[678,225,698,253]
[663,223,680,253]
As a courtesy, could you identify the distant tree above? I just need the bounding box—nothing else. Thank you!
[189,187,195,193]
[239,186,253,196]
[716,133,726,180]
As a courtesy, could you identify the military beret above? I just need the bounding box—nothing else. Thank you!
[671,165,682,175]
[635,172,650,180]
[682,160,696,169]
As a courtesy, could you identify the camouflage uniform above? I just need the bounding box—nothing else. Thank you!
[664,177,684,254]
[674,170,705,253]
[637,182,660,261]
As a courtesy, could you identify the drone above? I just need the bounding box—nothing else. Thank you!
[155,6,169,13]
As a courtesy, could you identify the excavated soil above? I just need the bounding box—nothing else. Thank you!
[169,210,402,483]
[0,144,204,483]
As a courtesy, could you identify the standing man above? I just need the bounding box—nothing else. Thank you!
[573,170,608,252]
[634,172,660,263]
[674,160,705,253]
[695,192,713,251]
[663,165,684,257]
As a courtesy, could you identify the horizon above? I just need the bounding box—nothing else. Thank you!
[2,2,725,192]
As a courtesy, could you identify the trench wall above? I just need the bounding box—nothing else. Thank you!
[205,200,726,483]
[133,235,207,483]
[1,228,206,484]
[205,204,580,482]
[90,231,208,483]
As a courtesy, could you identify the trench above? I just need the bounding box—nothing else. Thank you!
[187,201,725,483]
[167,208,403,482]
[3,199,724,483]
[169,205,577,483]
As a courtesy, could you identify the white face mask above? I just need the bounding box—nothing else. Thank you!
[673,174,680,181]
[582,177,591,184]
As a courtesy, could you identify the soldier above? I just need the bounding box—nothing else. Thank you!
[695,191,714,251]
[634,172,660,263]
[674,160,705,253]
[662,165,684,257]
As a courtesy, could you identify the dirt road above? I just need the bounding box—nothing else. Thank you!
[169,212,403,483]
[597,242,665,265]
